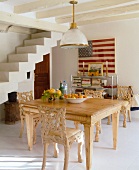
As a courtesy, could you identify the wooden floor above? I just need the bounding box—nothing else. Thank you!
[0,115,139,170]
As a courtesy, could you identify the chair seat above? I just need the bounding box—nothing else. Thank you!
[22,113,39,118]
[48,128,82,139]
[66,128,82,138]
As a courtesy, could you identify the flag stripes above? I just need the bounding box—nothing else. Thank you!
[78,38,115,74]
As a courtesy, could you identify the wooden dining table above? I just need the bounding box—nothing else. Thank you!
[22,98,128,170]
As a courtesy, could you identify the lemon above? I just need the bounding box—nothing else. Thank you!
[49,88,56,94]
[56,90,61,96]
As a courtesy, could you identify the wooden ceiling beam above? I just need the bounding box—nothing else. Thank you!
[56,3,139,24]
[14,0,70,14]
[0,11,68,33]
[36,0,136,19]
[0,23,36,34]
[0,0,8,2]
[77,12,139,26]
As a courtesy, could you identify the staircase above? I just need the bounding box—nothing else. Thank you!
[0,31,62,104]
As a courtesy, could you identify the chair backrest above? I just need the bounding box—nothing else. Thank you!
[17,91,33,103]
[84,89,104,99]
[117,85,133,103]
[38,106,67,145]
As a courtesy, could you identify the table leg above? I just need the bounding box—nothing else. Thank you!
[122,106,127,128]
[112,111,119,150]
[25,114,33,151]
[94,121,99,142]
[107,115,111,125]
[84,124,94,170]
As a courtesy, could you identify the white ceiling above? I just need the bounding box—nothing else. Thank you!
[0,0,139,33]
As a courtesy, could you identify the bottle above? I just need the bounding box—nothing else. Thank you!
[59,81,64,95]
[59,81,63,89]
[63,80,68,94]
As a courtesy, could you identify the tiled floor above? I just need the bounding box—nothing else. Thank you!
[0,115,139,170]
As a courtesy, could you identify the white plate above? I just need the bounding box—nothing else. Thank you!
[65,98,87,104]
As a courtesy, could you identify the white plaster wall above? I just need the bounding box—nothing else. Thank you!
[79,18,139,94]
[0,32,29,62]
[52,41,78,90]
[0,32,31,120]
[18,71,34,93]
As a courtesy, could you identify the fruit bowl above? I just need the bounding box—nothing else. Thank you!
[65,98,87,104]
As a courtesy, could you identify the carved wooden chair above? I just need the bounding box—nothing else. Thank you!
[116,85,132,127]
[38,106,84,170]
[84,89,104,99]
[17,91,40,145]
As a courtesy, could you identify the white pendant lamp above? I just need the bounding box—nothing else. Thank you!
[60,0,88,49]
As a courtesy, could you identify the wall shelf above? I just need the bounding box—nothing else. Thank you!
[71,75,118,99]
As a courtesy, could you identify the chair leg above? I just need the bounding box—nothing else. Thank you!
[95,121,100,142]
[42,143,48,170]
[33,118,40,145]
[53,143,59,158]
[63,144,69,170]
[33,129,36,145]
[74,121,79,129]
[78,141,83,163]
[19,117,25,138]
[122,107,127,128]
[98,120,101,133]
[128,109,131,122]
[107,115,111,125]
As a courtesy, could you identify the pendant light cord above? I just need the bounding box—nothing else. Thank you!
[70,0,78,29]
[73,2,75,23]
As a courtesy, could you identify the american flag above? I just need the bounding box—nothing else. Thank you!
[78,38,115,74]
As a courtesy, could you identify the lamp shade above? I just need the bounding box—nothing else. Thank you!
[60,28,88,49]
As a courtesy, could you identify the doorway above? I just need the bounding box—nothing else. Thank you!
[34,54,50,99]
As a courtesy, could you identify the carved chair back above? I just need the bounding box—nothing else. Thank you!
[84,89,104,99]
[38,106,67,145]
[17,91,33,103]
[117,86,133,103]
[17,91,33,118]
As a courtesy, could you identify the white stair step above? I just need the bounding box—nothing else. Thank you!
[0,82,18,93]
[31,31,51,39]
[0,93,8,104]
[24,37,52,46]
[8,54,30,62]
[0,63,20,71]
[8,53,37,62]
[16,45,37,54]
[0,62,35,71]
[0,71,26,82]
[16,45,48,55]
[24,38,45,46]
[8,53,44,65]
